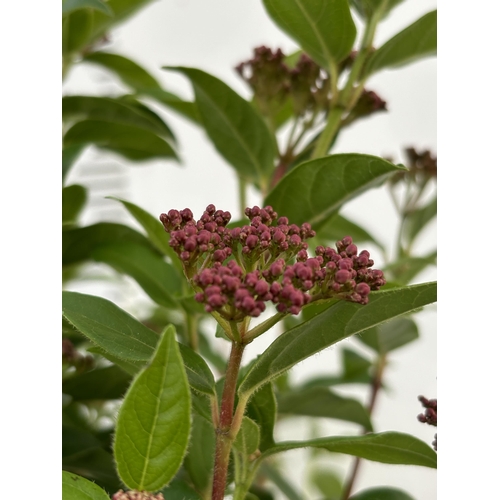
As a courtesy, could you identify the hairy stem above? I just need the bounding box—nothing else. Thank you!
[211,341,246,500]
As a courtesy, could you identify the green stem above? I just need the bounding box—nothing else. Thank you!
[245,312,287,343]
[238,176,248,219]
[211,341,246,500]
[311,106,343,159]
[185,312,199,352]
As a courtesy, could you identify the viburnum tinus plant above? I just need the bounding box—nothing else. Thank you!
[62,1,437,500]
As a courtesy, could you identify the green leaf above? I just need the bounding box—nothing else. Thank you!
[62,291,159,362]
[83,51,161,90]
[114,326,191,491]
[62,471,110,500]
[62,184,87,226]
[348,486,416,500]
[166,67,276,186]
[141,88,202,124]
[349,0,406,20]
[63,145,85,182]
[62,0,113,16]
[161,479,203,500]
[91,242,181,309]
[62,365,131,401]
[238,282,436,398]
[246,383,276,451]
[62,222,156,266]
[357,316,418,354]
[62,9,93,55]
[177,343,216,397]
[62,96,175,141]
[262,0,356,69]
[313,212,384,250]
[63,119,178,162]
[384,251,437,284]
[63,292,216,396]
[87,0,155,45]
[107,197,181,264]
[277,386,372,430]
[87,346,142,375]
[343,347,372,379]
[309,468,342,500]
[234,417,260,456]
[265,154,405,226]
[260,462,301,500]
[184,414,216,494]
[365,10,437,76]
[403,196,437,247]
[63,447,122,493]
[261,431,436,467]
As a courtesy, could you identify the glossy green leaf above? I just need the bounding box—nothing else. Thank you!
[262,0,356,69]
[87,346,142,375]
[309,468,342,500]
[62,184,87,226]
[107,197,181,265]
[313,212,384,250]
[91,242,181,309]
[141,88,202,125]
[63,291,159,361]
[348,486,416,500]
[234,417,260,456]
[265,154,405,226]
[384,251,437,284]
[246,383,277,451]
[357,316,418,354]
[62,96,175,141]
[62,365,131,401]
[63,447,121,494]
[83,51,161,90]
[239,282,436,398]
[365,10,437,76]
[62,9,93,55]
[261,431,436,467]
[62,222,156,266]
[63,145,85,182]
[62,0,113,15]
[63,119,178,162]
[114,326,191,491]
[277,386,372,430]
[184,414,215,494]
[177,343,216,397]
[403,196,437,247]
[62,471,110,500]
[63,292,215,395]
[166,67,276,186]
[349,0,406,20]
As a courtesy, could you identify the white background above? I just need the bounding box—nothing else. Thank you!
[62,1,438,499]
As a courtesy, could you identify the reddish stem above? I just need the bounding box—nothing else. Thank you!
[211,341,246,500]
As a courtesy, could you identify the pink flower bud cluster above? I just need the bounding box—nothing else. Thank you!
[235,46,332,117]
[417,395,437,451]
[160,205,386,320]
[159,205,232,266]
[417,395,437,427]
[112,490,164,500]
